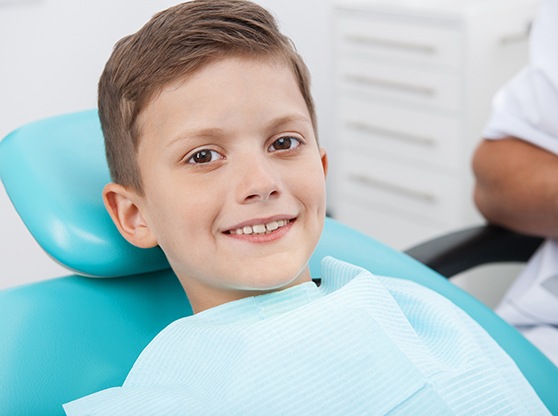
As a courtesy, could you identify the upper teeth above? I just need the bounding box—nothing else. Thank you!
[229,219,289,235]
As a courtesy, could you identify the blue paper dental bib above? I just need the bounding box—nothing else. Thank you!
[64,257,549,415]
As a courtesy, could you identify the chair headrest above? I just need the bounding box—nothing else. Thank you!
[0,110,170,277]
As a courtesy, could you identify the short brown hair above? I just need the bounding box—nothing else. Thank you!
[99,0,316,193]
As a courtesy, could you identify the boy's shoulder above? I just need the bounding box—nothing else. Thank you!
[320,256,447,303]
[320,256,476,339]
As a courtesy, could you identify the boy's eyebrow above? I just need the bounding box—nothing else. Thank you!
[166,127,225,149]
[265,114,312,131]
[165,113,312,149]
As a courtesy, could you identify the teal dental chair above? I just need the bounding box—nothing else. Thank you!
[1,110,556,415]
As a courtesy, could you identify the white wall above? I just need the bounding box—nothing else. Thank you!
[0,0,336,288]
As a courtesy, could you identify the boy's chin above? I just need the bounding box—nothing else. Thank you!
[234,268,312,293]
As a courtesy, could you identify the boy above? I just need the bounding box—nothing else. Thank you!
[64,1,549,414]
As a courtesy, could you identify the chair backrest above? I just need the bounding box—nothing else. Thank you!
[1,111,557,415]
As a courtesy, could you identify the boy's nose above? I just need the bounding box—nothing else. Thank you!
[236,157,281,204]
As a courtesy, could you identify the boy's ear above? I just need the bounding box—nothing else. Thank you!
[102,183,158,249]
[320,147,328,177]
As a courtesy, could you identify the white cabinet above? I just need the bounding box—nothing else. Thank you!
[331,0,539,249]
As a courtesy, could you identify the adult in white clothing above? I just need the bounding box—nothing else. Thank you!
[472,0,558,366]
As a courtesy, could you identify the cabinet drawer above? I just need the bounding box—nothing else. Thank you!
[338,58,462,112]
[339,151,462,224]
[335,14,463,69]
[338,97,462,168]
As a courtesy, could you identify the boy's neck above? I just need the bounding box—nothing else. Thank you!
[183,273,314,314]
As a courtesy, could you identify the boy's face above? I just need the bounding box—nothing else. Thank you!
[106,56,327,312]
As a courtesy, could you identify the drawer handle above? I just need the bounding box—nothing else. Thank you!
[349,173,436,203]
[345,74,435,97]
[500,31,530,45]
[347,121,436,147]
[345,34,436,55]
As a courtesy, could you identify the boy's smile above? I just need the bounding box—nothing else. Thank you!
[105,56,327,313]
[224,217,293,238]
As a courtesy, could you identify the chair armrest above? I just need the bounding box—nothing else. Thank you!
[404,224,544,278]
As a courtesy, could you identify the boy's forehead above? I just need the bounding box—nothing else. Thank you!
[161,55,292,93]
[137,55,310,137]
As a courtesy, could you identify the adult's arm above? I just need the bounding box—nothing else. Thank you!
[472,137,558,238]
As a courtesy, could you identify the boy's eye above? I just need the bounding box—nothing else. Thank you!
[268,136,301,152]
[187,149,223,164]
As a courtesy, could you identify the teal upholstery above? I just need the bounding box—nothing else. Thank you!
[1,111,557,415]
[0,110,167,277]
